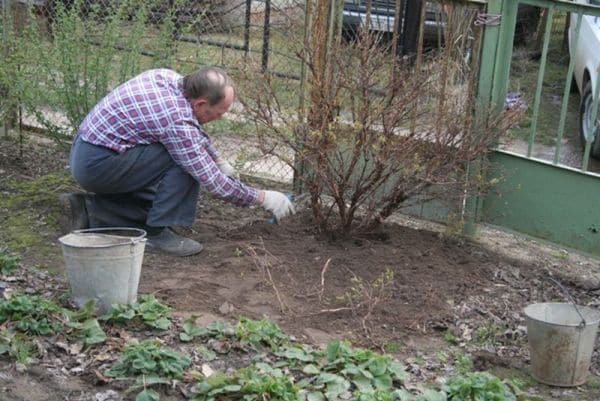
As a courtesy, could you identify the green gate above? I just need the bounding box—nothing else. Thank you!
[474,0,600,256]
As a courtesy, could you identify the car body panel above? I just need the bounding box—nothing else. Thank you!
[569,0,600,95]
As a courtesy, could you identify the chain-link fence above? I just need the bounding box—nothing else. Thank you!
[0,0,306,183]
[0,0,501,194]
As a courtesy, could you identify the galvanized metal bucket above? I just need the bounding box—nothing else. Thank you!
[524,302,600,386]
[59,228,146,314]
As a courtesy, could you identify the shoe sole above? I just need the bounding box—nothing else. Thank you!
[58,194,75,235]
[145,243,204,257]
[59,193,88,234]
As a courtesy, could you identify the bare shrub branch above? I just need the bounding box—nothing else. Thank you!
[237,1,523,235]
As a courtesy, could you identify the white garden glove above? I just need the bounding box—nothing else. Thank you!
[261,190,295,222]
[216,158,238,178]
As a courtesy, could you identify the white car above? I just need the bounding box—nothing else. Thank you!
[569,0,600,158]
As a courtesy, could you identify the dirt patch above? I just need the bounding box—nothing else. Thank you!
[143,205,518,343]
[2,136,600,400]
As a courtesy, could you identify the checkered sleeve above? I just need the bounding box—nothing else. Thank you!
[161,121,258,205]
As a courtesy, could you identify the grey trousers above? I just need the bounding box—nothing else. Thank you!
[69,136,199,232]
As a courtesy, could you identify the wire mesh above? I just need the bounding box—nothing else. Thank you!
[0,0,306,184]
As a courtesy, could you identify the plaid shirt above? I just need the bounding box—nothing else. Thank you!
[78,69,258,205]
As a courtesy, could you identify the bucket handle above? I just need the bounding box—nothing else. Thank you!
[547,277,586,329]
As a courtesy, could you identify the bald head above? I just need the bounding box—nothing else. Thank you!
[182,67,234,105]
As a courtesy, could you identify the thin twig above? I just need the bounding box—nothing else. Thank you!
[244,239,292,315]
[318,257,331,303]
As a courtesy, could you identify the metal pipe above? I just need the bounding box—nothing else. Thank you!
[261,0,271,72]
[244,0,252,57]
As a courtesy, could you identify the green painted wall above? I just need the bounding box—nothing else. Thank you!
[483,150,600,256]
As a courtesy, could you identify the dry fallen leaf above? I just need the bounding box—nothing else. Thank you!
[201,363,215,377]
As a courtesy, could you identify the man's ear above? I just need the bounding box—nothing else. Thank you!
[191,97,208,112]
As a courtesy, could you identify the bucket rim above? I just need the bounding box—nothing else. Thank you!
[59,227,147,248]
[524,302,600,327]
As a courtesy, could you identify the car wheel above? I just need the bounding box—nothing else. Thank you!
[579,81,600,159]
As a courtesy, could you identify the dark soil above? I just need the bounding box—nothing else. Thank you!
[146,203,521,345]
[1,136,600,401]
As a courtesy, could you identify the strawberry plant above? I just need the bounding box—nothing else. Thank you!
[102,294,172,330]
[68,318,107,347]
[234,317,288,350]
[0,329,35,364]
[179,318,234,342]
[0,251,20,275]
[322,340,408,392]
[443,372,517,401]
[105,340,192,401]
[106,339,191,379]
[191,364,298,401]
[0,294,64,335]
[64,299,106,347]
[274,343,319,367]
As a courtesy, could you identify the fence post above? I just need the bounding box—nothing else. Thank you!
[464,0,519,235]
[261,0,271,72]
[244,0,252,57]
[462,0,505,235]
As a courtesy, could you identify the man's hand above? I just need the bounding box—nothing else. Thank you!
[216,158,239,179]
[261,190,295,222]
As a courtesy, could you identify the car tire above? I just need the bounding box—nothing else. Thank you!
[579,81,600,159]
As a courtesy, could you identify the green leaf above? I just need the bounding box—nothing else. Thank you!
[367,358,388,376]
[136,388,160,401]
[222,384,242,392]
[0,252,20,275]
[393,389,415,401]
[372,374,392,390]
[302,364,321,375]
[149,317,171,331]
[197,345,217,361]
[68,299,97,322]
[416,389,446,401]
[352,374,373,392]
[180,332,193,342]
[307,392,325,401]
[136,376,171,386]
[79,318,107,346]
[357,366,374,379]
[317,373,343,384]
[325,381,350,400]
[118,309,137,320]
[388,361,408,381]
[0,343,9,355]
[325,340,341,362]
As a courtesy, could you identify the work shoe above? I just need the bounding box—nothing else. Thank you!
[59,193,89,234]
[146,228,203,257]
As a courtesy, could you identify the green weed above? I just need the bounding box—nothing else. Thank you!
[106,339,191,379]
[0,329,35,364]
[101,294,172,330]
[192,364,298,401]
[234,316,288,350]
[179,319,234,342]
[321,340,408,393]
[444,329,459,345]
[475,323,501,346]
[0,294,64,335]
[0,251,20,275]
[382,340,402,354]
[436,351,450,364]
[274,343,318,368]
[453,352,474,375]
[443,371,517,401]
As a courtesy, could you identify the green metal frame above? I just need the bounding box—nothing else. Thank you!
[484,151,600,256]
[475,0,600,256]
